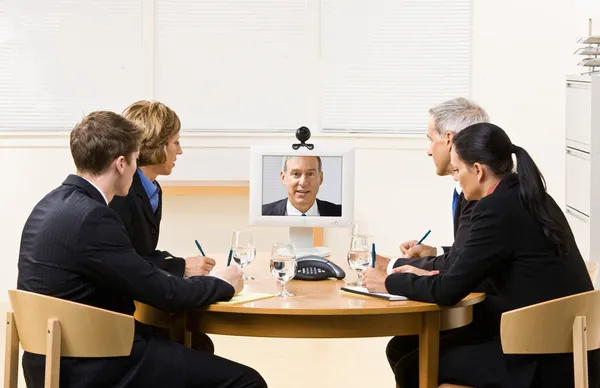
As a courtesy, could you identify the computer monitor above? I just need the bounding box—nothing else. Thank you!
[249,146,355,257]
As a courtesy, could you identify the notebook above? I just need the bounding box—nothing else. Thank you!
[214,291,276,305]
[340,286,408,301]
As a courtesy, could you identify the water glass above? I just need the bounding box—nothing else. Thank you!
[231,229,256,280]
[347,234,372,286]
[270,243,297,297]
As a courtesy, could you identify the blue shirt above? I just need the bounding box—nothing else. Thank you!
[137,168,159,213]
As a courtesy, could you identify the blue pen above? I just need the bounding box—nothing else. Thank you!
[226,249,233,266]
[416,229,432,246]
[194,240,206,256]
[371,242,376,268]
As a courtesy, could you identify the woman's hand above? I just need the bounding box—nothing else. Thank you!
[361,268,389,293]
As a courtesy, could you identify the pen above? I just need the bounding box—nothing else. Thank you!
[371,243,376,268]
[194,240,206,256]
[416,229,431,246]
[227,249,233,266]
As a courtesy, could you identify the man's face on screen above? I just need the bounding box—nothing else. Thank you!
[280,156,324,213]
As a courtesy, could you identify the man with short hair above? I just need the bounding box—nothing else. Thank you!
[262,155,341,217]
[17,111,267,388]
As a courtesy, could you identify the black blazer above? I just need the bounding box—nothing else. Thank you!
[262,198,342,216]
[386,174,598,387]
[17,175,234,388]
[393,192,475,271]
[110,170,185,277]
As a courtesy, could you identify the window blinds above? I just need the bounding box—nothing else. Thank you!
[320,0,471,134]
[0,0,148,131]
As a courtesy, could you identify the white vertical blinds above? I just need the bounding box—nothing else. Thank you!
[0,0,147,131]
[154,0,317,131]
[320,0,471,133]
[0,0,471,133]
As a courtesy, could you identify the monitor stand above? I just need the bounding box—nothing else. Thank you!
[289,227,330,258]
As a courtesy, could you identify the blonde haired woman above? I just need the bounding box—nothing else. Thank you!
[110,100,220,352]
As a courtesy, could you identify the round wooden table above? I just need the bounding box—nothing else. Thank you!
[186,253,485,388]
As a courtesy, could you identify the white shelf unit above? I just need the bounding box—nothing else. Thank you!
[565,74,600,285]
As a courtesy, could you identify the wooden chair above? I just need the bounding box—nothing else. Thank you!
[5,290,134,388]
[585,260,598,285]
[501,289,600,388]
[133,301,190,347]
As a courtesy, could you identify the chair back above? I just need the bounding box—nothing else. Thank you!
[5,290,135,388]
[8,290,134,357]
[501,290,600,388]
[134,301,188,345]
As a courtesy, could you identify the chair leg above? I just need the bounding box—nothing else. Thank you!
[4,312,19,388]
[45,318,61,388]
[573,316,589,388]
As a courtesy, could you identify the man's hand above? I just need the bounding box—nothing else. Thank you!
[361,268,389,293]
[184,255,216,277]
[399,240,437,258]
[391,265,439,277]
[213,265,245,295]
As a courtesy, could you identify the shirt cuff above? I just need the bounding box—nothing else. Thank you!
[437,246,444,256]
[207,275,232,286]
[387,258,399,275]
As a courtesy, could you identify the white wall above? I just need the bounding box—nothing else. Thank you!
[2,1,600,387]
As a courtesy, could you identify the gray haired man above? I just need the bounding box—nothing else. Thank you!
[377,97,491,383]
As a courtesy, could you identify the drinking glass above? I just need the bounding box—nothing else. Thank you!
[351,220,372,238]
[346,234,372,286]
[231,230,257,280]
[270,243,297,297]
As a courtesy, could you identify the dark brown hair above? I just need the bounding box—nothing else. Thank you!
[70,111,143,175]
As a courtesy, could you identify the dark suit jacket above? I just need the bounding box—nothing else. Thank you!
[393,192,475,271]
[386,174,599,388]
[262,198,342,216]
[17,175,234,388]
[109,170,185,277]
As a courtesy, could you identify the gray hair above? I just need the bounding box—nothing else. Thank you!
[429,97,489,135]
[281,156,322,173]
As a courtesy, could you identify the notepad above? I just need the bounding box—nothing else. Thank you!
[340,286,408,301]
[214,292,276,305]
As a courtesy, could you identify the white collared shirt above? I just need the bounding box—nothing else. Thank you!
[80,176,108,205]
[285,199,320,216]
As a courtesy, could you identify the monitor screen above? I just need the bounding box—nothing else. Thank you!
[249,147,354,228]
[261,155,343,217]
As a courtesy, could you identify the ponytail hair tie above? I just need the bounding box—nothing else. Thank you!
[510,144,518,153]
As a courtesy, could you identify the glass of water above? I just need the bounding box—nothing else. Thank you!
[347,234,372,286]
[270,243,297,297]
[231,229,257,280]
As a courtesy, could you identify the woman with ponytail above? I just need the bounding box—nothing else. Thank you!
[363,122,598,387]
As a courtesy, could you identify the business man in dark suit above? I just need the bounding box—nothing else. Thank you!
[372,98,490,370]
[364,123,600,387]
[17,111,266,388]
[262,155,341,217]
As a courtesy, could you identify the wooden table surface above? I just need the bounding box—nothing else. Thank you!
[184,253,485,388]
[134,253,485,388]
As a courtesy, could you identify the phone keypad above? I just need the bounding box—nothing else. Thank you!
[299,267,326,275]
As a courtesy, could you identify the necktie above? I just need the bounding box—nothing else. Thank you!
[452,188,459,220]
[301,213,307,217]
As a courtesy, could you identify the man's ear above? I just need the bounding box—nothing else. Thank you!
[445,131,455,150]
[319,171,323,185]
[115,156,126,175]
[280,170,286,183]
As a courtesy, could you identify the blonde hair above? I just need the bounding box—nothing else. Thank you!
[122,100,181,167]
